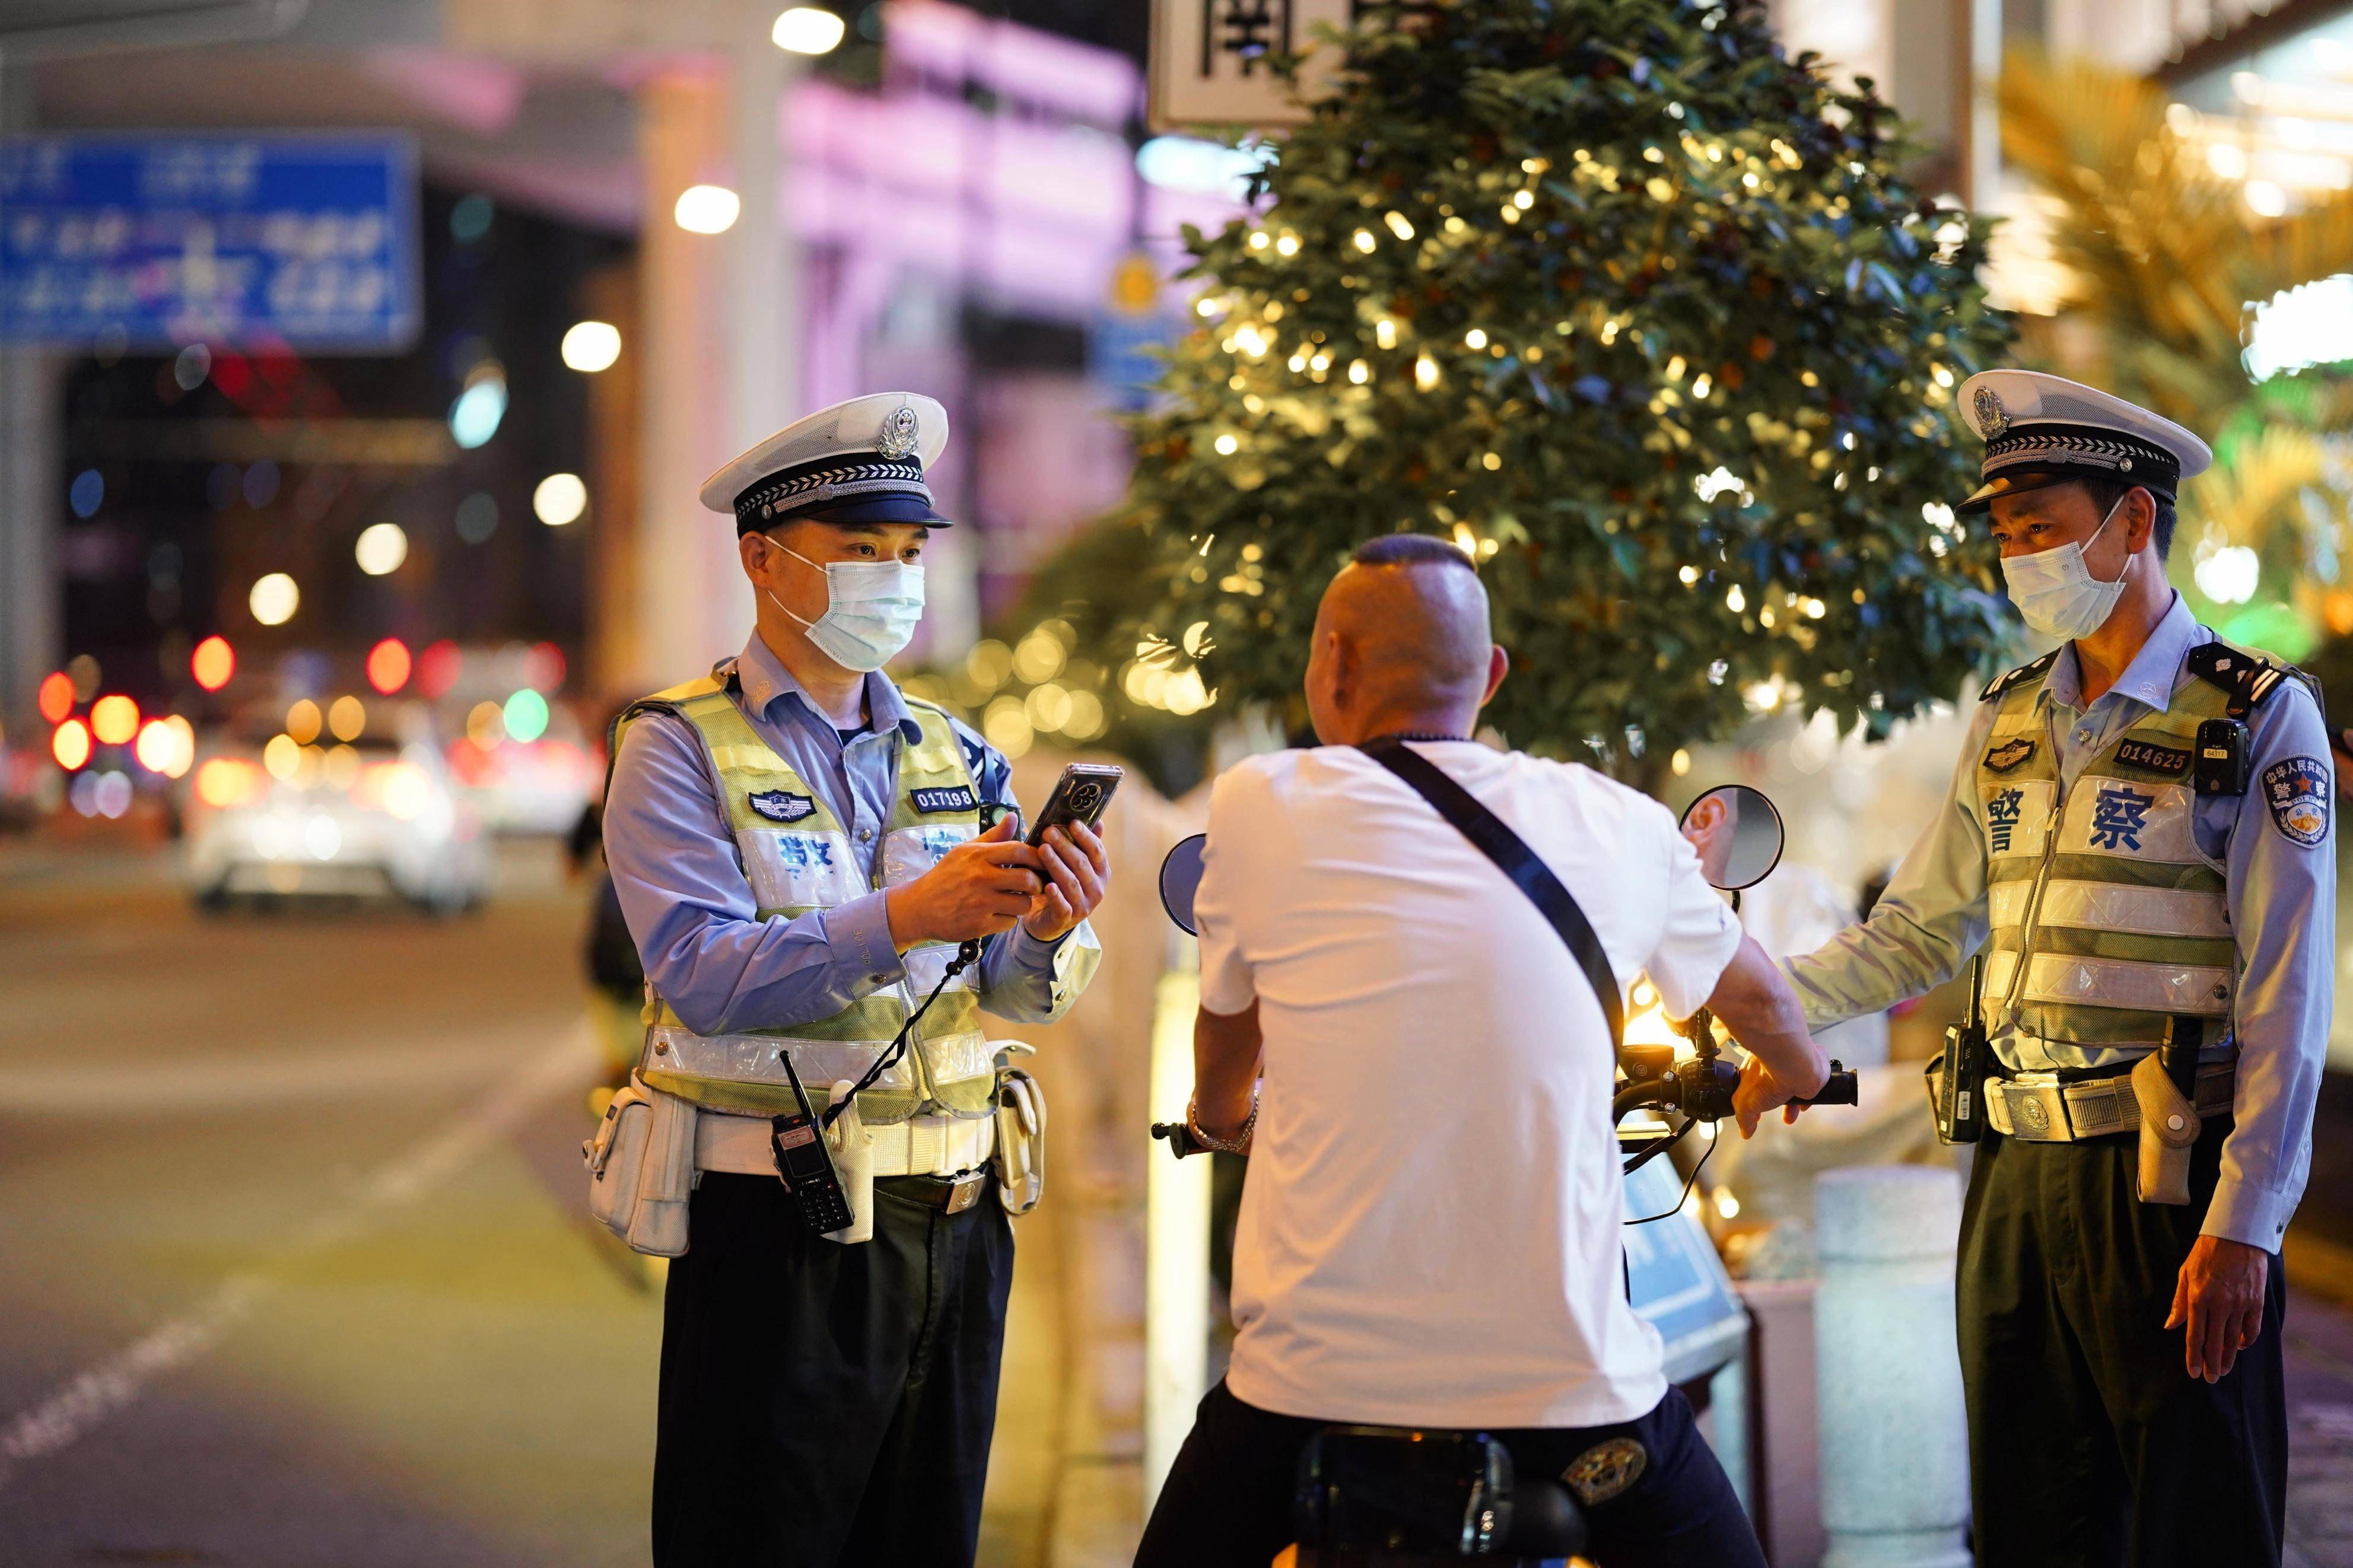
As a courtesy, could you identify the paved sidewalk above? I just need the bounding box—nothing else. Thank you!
[2286,1247,2353,1568]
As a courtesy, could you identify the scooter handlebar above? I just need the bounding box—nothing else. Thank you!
[1150,1121,1209,1158]
[1792,1065,1859,1108]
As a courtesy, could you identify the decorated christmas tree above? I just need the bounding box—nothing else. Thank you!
[1085,0,2013,777]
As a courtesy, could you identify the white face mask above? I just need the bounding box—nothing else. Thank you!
[765,543,926,672]
[1999,492,2133,643]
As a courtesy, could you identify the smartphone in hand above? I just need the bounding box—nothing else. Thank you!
[1026,763,1123,847]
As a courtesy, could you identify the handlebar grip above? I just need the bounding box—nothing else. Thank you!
[1793,1067,1859,1108]
[1151,1121,1208,1158]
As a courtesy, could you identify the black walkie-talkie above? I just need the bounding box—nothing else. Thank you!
[771,1055,853,1236]
[1938,955,1989,1144]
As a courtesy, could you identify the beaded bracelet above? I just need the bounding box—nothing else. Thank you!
[1187,1087,1259,1154]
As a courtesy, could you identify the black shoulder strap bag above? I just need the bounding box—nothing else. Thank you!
[1357,738,1623,1047]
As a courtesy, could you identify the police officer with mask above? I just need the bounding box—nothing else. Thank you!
[601,392,1106,1566]
[1750,372,2333,1567]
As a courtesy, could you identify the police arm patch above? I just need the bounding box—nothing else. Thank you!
[2262,756,2332,847]
[1983,738,2036,773]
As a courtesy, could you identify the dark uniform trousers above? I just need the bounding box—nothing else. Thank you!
[1134,1381,1764,1568]
[651,1170,1014,1567]
[1958,1119,2287,1568]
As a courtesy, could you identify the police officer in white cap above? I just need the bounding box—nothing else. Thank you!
[600,393,1106,1565]
[1744,371,2331,1566]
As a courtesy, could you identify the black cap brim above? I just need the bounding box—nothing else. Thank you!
[1955,469,2086,515]
[739,491,953,533]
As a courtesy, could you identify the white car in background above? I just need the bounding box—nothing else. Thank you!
[185,701,489,912]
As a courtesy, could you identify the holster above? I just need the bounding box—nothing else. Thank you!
[822,1080,876,1246]
[583,1076,697,1256]
[993,1044,1047,1217]
[2131,1051,2202,1206]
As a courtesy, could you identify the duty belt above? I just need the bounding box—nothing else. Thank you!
[693,1106,994,1176]
[1985,1061,2235,1143]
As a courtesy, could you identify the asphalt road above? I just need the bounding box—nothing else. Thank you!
[0,837,1061,1568]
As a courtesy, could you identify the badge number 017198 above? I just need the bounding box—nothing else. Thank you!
[2263,756,2332,847]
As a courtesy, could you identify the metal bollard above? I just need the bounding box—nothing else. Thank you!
[1814,1166,1972,1568]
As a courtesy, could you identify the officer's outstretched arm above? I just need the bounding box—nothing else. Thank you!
[1708,936,1829,1135]
[1780,704,2000,1030]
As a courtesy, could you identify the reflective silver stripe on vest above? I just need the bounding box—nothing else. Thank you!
[648,1026,912,1096]
[1983,949,2233,1016]
[1987,879,2234,939]
[739,828,866,911]
[646,1024,996,1096]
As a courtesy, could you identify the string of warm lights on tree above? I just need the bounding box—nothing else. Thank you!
[942,0,2021,788]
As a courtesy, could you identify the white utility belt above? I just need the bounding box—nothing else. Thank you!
[694,1107,994,1178]
[587,1049,1046,1256]
[1985,1061,2236,1143]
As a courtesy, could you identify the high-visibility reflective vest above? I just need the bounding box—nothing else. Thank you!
[1974,645,2257,1055]
[615,667,994,1124]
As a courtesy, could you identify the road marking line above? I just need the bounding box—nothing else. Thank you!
[0,1023,596,1491]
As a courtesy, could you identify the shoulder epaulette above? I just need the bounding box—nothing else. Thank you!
[2187,641,2291,718]
[1980,648,2061,702]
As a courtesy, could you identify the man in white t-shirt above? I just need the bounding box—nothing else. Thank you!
[1133,535,1829,1568]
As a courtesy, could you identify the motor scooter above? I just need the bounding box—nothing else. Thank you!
[1147,784,1856,1567]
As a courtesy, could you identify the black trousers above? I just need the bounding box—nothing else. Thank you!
[1958,1123,2287,1568]
[651,1171,1014,1567]
[1134,1380,1764,1568]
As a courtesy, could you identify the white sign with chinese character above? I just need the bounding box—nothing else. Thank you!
[1149,0,1363,131]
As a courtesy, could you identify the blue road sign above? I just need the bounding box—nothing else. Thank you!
[1090,310,1178,412]
[0,132,420,352]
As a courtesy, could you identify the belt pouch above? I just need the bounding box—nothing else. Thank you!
[2132,1052,2201,1206]
[821,1080,875,1246]
[625,1084,697,1257]
[584,1080,651,1241]
[993,1066,1047,1217]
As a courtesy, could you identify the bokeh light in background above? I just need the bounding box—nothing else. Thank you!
[89,694,139,745]
[327,696,367,742]
[502,688,549,743]
[52,718,91,770]
[354,521,409,575]
[69,771,133,819]
[534,473,587,526]
[454,492,498,544]
[263,733,300,780]
[37,670,75,723]
[249,573,299,626]
[449,368,508,449]
[367,637,412,694]
[466,700,506,748]
[69,469,103,518]
[561,320,622,373]
[772,6,847,54]
[449,191,494,243]
[416,640,462,699]
[190,634,235,691]
[523,641,567,691]
[673,185,740,235]
[194,756,260,809]
[285,699,322,745]
[135,717,195,778]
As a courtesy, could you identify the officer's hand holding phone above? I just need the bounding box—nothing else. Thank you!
[883,816,1044,948]
[1023,820,1109,942]
[1019,764,1120,942]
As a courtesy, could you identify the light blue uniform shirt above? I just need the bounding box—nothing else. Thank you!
[602,631,1097,1042]
[1783,594,2335,1249]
